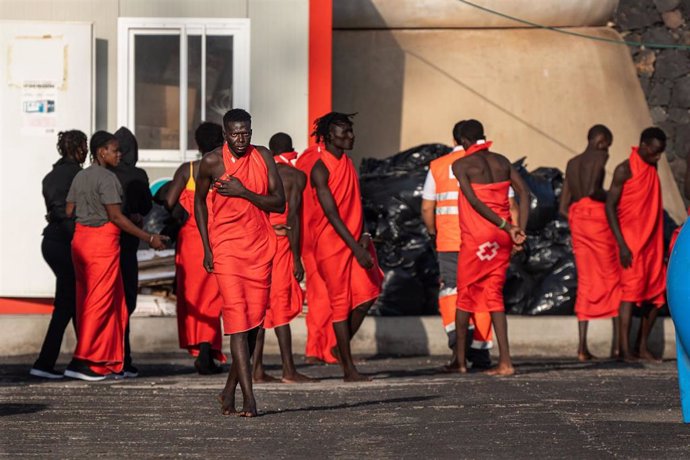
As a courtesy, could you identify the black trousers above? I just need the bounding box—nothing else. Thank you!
[35,238,76,369]
[120,247,138,366]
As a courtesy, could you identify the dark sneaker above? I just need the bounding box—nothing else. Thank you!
[29,366,64,380]
[63,360,106,382]
[123,364,139,378]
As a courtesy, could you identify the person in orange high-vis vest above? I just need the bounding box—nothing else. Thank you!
[422,121,495,371]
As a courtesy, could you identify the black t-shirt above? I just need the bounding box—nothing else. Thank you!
[42,157,82,242]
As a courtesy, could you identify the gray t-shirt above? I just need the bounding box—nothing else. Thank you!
[66,164,123,227]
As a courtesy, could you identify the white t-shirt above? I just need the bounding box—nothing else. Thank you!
[422,145,515,201]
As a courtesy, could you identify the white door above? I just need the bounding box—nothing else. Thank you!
[0,21,93,297]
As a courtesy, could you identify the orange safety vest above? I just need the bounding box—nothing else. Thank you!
[429,149,466,252]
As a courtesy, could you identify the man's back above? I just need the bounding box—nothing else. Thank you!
[564,151,608,203]
[458,150,512,185]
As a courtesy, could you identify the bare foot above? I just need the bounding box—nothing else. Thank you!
[610,350,620,360]
[217,392,237,416]
[330,346,365,365]
[639,350,662,363]
[239,398,258,417]
[440,364,467,374]
[577,351,598,362]
[253,371,280,383]
[484,364,515,376]
[281,372,319,384]
[343,371,372,382]
[305,356,327,365]
[621,353,638,363]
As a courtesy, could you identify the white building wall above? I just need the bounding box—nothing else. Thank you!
[0,0,309,181]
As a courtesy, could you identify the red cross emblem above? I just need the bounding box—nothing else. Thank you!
[476,241,499,261]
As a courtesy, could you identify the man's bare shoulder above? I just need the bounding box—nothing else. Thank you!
[278,163,307,185]
[487,150,512,167]
[612,159,632,183]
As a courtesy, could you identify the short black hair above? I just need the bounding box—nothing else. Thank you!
[311,112,355,144]
[223,108,251,128]
[57,130,87,159]
[459,119,485,144]
[195,122,224,154]
[269,132,293,155]
[587,124,613,143]
[89,131,117,162]
[640,127,667,145]
[452,120,467,145]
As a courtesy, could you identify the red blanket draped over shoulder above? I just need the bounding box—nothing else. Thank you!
[72,222,128,374]
[618,147,666,306]
[311,149,383,322]
[568,198,621,320]
[295,145,337,362]
[669,207,690,253]
[210,144,277,334]
[264,152,304,329]
[456,175,512,313]
[175,165,226,362]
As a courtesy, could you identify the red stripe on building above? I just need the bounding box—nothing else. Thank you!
[0,297,54,314]
[308,0,332,143]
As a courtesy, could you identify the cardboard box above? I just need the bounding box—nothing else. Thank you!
[135,83,198,130]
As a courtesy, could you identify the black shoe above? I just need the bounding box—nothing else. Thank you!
[29,364,63,380]
[123,364,139,378]
[467,348,492,369]
[63,360,106,382]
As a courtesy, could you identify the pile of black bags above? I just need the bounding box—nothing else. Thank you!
[360,144,450,316]
[359,146,579,316]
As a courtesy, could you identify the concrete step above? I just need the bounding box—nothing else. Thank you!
[1,314,675,359]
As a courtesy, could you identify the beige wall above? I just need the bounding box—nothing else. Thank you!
[334,0,619,29]
[333,27,686,222]
[0,0,309,179]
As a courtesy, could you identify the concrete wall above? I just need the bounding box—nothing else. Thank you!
[332,26,687,222]
[334,0,620,29]
[0,0,309,180]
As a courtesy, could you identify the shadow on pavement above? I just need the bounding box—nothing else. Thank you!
[261,395,438,416]
[0,403,48,416]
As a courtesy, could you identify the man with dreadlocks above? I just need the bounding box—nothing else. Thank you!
[309,112,384,382]
[195,109,285,417]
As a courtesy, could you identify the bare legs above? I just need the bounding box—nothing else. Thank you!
[252,326,317,383]
[619,302,661,362]
[638,304,661,362]
[619,301,636,362]
[252,329,280,383]
[219,327,259,417]
[455,309,514,376]
[577,321,597,361]
[333,299,375,382]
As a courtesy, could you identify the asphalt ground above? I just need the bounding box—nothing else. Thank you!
[1,353,688,459]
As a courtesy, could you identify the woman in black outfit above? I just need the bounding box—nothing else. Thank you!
[30,130,88,379]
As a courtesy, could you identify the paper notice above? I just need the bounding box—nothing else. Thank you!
[21,82,57,136]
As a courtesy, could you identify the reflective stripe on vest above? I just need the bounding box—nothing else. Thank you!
[430,149,465,252]
[436,206,459,215]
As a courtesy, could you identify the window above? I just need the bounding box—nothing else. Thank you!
[118,18,250,164]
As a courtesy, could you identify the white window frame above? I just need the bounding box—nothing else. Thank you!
[117,17,250,165]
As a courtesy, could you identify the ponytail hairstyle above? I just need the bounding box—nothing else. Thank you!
[89,131,117,163]
[57,130,87,163]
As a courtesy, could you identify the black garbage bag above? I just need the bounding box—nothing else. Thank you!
[372,246,440,316]
[143,181,185,242]
[524,257,577,316]
[361,144,451,316]
[503,261,536,315]
[530,167,564,199]
[524,234,569,277]
[513,158,558,232]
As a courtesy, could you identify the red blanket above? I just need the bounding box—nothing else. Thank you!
[210,144,276,334]
[568,197,621,320]
[618,147,666,306]
[72,222,128,374]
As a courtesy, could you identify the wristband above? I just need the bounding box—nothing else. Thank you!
[149,234,154,244]
[498,218,507,230]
